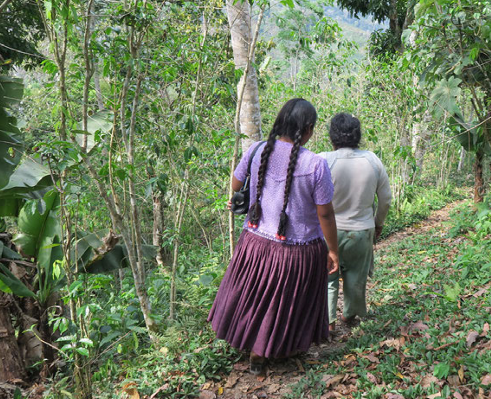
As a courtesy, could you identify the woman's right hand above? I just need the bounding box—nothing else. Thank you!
[327,251,339,275]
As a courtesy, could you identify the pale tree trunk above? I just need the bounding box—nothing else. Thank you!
[457,147,466,172]
[152,192,165,271]
[0,294,25,382]
[227,3,265,257]
[474,149,485,203]
[226,0,262,153]
[411,110,431,182]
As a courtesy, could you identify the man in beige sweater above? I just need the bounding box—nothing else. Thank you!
[319,113,392,332]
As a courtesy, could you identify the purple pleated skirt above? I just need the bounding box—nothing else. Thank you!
[208,230,329,358]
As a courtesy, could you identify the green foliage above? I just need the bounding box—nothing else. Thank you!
[0,1,45,69]
[405,0,491,152]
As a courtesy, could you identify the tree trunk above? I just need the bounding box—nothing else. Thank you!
[226,0,262,152]
[412,111,431,182]
[0,294,25,382]
[474,149,485,203]
[457,147,466,172]
[152,192,166,271]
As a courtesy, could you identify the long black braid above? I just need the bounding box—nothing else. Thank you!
[276,128,303,239]
[248,98,317,240]
[248,127,277,227]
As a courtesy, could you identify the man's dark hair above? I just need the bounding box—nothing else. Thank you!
[329,113,361,149]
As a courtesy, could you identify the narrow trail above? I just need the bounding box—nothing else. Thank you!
[200,199,471,399]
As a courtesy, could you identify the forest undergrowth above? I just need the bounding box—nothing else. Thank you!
[42,188,487,399]
[195,196,491,399]
[0,191,488,398]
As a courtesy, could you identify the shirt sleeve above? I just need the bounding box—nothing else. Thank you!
[233,142,257,182]
[313,158,334,205]
[375,160,392,227]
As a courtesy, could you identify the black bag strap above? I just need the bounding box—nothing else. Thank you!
[246,141,266,177]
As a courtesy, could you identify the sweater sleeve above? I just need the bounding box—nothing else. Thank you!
[313,158,334,205]
[233,143,256,182]
[375,161,392,227]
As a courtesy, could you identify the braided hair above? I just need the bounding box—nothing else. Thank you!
[248,98,318,240]
[329,113,361,149]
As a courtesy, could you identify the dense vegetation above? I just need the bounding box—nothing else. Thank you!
[0,0,489,398]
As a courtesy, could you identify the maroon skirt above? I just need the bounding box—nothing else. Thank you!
[208,230,329,358]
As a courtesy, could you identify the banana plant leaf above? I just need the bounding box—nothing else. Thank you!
[0,263,35,298]
[0,198,22,217]
[75,109,113,153]
[0,156,53,198]
[13,190,62,275]
[0,76,23,108]
[0,76,24,188]
[71,230,156,274]
[451,114,491,155]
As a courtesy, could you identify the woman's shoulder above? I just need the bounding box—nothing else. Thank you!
[296,148,328,175]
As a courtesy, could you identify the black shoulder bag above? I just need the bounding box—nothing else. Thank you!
[230,141,266,215]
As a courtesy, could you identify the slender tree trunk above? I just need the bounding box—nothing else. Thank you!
[227,4,265,256]
[457,147,466,172]
[474,149,485,203]
[226,0,262,153]
[0,294,25,382]
[412,111,431,182]
[169,171,190,320]
[93,61,104,111]
[152,192,165,271]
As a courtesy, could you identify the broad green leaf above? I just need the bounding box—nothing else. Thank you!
[0,263,35,297]
[76,347,90,357]
[75,110,113,153]
[83,244,128,273]
[0,76,23,108]
[434,362,450,379]
[79,338,94,347]
[430,77,462,117]
[0,157,52,196]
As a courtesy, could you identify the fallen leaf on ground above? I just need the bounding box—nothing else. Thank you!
[466,331,479,347]
[266,383,281,394]
[366,372,378,384]
[385,394,404,399]
[224,375,239,388]
[420,375,439,388]
[324,374,344,388]
[481,374,491,386]
[427,393,441,399]
[458,365,465,383]
[447,375,459,387]
[199,390,216,399]
[149,384,169,399]
[233,362,249,372]
[122,382,140,399]
[410,321,429,331]
[294,358,305,373]
[382,338,402,350]
[364,353,380,363]
[481,323,489,336]
[472,288,487,297]
[453,392,463,399]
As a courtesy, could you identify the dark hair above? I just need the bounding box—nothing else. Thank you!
[248,98,317,239]
[329,113,361,149]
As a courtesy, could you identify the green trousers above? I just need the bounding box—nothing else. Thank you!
[328,228,375,324]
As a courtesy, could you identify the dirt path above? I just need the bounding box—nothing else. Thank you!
[200,200,467,399]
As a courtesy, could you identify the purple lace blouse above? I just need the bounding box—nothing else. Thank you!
[234,140,334,245]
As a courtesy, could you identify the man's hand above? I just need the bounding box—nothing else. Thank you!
[227,200,232,210]
[375,225,383,241]
[327,251,339,275]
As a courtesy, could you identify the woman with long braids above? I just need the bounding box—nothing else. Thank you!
[208,99,339,374]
